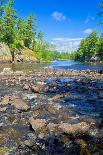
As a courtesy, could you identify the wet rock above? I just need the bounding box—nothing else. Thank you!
[0,128,21,147]
[29,117,47,132]
[31,85,41,93]
[0,96,10,106]
[47,123,58,134]
[52,94,66,101]
[11,96,30,111]
[59,122,90,135]
[31,82,46,93]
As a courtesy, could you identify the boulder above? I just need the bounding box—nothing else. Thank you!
[29,117,47,132]
[47,123,58,134]
[0,68,13,75]
[31,82,46,93]
[11,96,30,111]
[23,84,30,90]
[59,122,90,135]
[0,96,10,106]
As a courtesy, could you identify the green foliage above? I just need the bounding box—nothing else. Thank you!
[0,0,67,62]
[73,32,101,61]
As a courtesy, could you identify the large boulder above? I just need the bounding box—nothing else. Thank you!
[29,117,47,132]
[0,43,12,62]
[11,96,30,111]
[58,122,90,135]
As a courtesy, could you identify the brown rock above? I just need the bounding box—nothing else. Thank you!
[59,122,90,135]
[31,85,40,93]
[47,123,58,134]
[29,117,47,132]
[0,96,10,106]
[31,82,46,93]
[11,96,30,111]
[23,84,30,90]
[0,128,21,146]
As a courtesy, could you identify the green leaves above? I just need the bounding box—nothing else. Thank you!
[74,32,101,61]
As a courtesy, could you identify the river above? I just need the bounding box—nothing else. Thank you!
[0,60,103,74]
[0,61,103,154]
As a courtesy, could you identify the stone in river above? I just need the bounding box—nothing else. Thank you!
[58,122,90,135]
[11,96,30,111]
[31,82,46,93]
[23,84,30,90]
[0,96,10,106]
[29,117,47,132]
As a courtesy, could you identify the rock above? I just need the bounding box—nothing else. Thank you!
[14,71,23,76]
[23,140,35,148]
[0,68,13,75]
[0,128,21,146]
[23,84,30,90]
[11,96,30,111]
[77,139,91,155]
[0,107,7,112]
[31,85,40,93]
[0,96,10,106]
[31,82,46,93]
[29,117,47,132]
[52,94,65,100]
[59,122,90,135]
[47,123,58,134]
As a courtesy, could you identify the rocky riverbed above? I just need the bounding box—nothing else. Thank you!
[0,68,103,155]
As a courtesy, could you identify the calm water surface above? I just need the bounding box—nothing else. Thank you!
[0,60,103,73]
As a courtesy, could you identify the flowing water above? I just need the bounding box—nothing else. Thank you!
[0,60,103,73]
[0,61,103,154]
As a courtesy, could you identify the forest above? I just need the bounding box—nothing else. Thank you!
[0,0,64,62]
[0,0,103,62]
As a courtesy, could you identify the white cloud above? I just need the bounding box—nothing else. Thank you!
[51,38,83,52]
[85,16,95,24]
[52,11,66,21]
[83,28,94,34]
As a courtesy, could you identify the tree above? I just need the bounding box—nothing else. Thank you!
[74,32,101,61]
[0,0,37,62]
[0,0,18,61]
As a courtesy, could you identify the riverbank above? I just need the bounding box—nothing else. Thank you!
[0,67,103,154]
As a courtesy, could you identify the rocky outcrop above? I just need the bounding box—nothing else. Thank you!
[0,43,12,62]
[0,43,37,62]
[58,122,90,135]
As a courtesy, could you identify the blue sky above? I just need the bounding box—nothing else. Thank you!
[13,0,102,52]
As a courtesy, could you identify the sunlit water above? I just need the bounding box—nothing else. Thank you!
[49,60,103,71]
[0,60,103,73]
[0,61,103,119]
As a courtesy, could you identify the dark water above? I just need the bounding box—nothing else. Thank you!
[49,60,103,71]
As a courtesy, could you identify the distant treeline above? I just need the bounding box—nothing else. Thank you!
[69,32,103,62]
